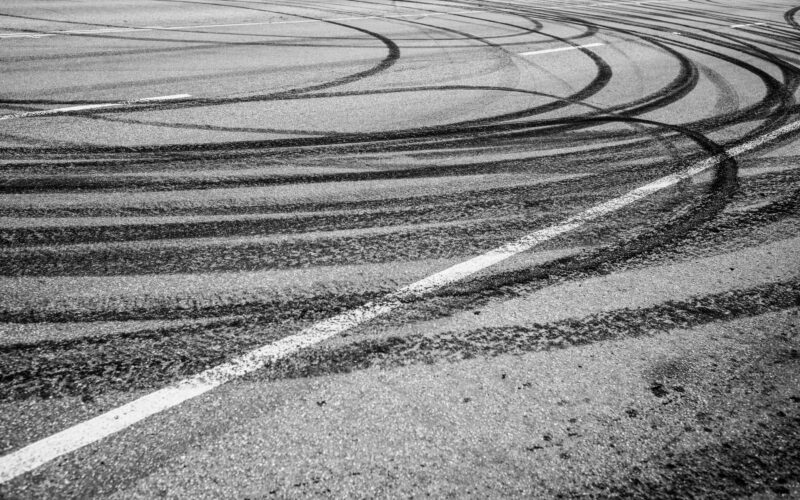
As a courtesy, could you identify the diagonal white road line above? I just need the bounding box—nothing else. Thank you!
[730,22,768,29]
[0,119,799,483]
[520,42,605,56]
[0,94,192,121]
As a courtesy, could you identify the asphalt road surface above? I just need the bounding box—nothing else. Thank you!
[1,0,799,497]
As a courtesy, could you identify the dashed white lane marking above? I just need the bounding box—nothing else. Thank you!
[730,22,768,29]
[0,9,483,40]
[520,42,605,57]
[0,94,191,121]
[1,119,799,484]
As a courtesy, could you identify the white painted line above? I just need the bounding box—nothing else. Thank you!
[0,94,191,121]
[136,94,192,102]
[520,42,605,57]
[730,22,768,29]
[28,103,119,114]
[0,32,55,39]
[1,119,799,483]
[0,9,483,40]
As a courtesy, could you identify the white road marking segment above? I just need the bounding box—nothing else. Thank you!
[136,94,193,102]
[1,118,799,484]
[520,42,605,57]
[0,94,191,121]
[0,9,483,40]
[0,32,55,39]
[730,22,768,28]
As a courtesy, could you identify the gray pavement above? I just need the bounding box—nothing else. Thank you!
[0,0,799,497]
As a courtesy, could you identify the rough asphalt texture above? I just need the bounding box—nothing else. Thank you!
[0,0,799,497]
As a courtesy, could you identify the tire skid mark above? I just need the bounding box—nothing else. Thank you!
[0,128,725,278]
[397,182,800,318]
[0,5,402,113]
[0,278,795,402]
[253,279,800,385]
[0,0,799,454]
[0,171,616,218]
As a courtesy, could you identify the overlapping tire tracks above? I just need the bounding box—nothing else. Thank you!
[1,0,799,407]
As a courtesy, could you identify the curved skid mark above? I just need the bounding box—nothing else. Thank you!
[4,116,799,483]
[2,0,800,487]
